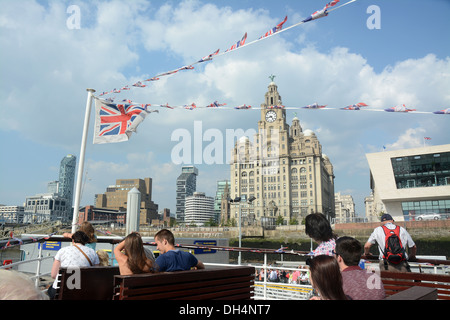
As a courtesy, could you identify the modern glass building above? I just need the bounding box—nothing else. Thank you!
[176,166,198,223]
[366,144,450,221]
[214,180,230,223]
[58,154,76,219]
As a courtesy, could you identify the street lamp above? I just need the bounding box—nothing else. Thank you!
[228,196,256,265]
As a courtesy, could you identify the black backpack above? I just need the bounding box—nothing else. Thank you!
[381,225,406,264]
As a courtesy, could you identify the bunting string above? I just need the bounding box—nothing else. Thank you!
[97,0,354,97]
[91,0,448,145]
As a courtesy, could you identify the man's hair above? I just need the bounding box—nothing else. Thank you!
[154,229,175,245]
[335,236,362,266]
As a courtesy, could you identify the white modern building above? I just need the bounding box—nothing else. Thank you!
[24,193,70,223]
[366,144,450,221]
[0,205,25,223]
[184,192,215,226]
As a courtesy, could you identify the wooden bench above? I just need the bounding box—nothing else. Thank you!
[55,266,120,300]
[385,286,437,300]
[381,270,450,300]
[113,266,255,300]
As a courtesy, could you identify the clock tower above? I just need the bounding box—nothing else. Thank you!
[229,76,335,227]
[258,77,290,160]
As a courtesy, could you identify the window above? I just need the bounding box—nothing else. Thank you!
[391,152,450,189]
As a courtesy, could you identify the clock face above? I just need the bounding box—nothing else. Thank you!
[265,110,277,123]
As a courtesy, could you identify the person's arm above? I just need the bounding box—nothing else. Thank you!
[195,260,205,269]
[364,241,373,256]
[408,245,417,261]
[113,240,127,264]
[51,259,61,279]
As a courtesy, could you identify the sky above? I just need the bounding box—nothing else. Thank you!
[1,0,449,218]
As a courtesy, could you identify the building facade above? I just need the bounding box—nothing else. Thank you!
[24,193,69,223]
[229,80,335,225]
[366,144,450,221]
[214,180,230,223]
[77,205,126,226]
[334,192,356,223]
[0,205,25,224]
[176,166,198,223]
[184,192,215,226]
[58,154,76,216]
[95,178,158,225]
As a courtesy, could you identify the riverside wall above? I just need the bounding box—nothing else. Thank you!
[136,219,450,242]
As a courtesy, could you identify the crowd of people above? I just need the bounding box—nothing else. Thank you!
[256,266,310,285]
[0,212,417,300]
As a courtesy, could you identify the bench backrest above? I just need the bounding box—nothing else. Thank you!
[56,266,120,300]
[114,266,255,300]
[381,270,450,300]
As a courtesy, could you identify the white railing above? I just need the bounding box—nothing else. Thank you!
[2,240,448,300]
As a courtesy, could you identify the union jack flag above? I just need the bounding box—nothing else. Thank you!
[93,98,148,144]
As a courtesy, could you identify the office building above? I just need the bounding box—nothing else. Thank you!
[176,166,198,223]
[58,154,76,216]
[184,192,215,226]
[214,180,230,223]
[24,193,69,223]
[334,192,356,223]
[0,205,25,224]
[366,144,450,221]
[95,178,158,224]
[229,79,335,225]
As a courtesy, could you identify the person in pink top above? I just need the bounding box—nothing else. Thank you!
[305,213,337,256]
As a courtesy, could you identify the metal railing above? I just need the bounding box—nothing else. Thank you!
[1,236,448,300]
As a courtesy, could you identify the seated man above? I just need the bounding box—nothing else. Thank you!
[154,229,204,272]
[335,236,385,300]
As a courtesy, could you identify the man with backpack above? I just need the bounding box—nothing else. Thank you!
[364,214,417,272]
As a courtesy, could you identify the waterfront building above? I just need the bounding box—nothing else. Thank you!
[214,180,230,223]
[0,205,25,223]
[229,79,335,225]
[334,192,356,223]
[176,166,198,223]
[95,178,158,225]
[77,205,126,226]
[366,144,450,221]
[184,192,215,226]
[47,181,59,194]
[58,154,76,217]
[24,193,69,223]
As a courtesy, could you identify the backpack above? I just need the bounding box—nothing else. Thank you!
[381,225,406,264]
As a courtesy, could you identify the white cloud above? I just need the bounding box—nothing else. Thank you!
[1,0,448,215]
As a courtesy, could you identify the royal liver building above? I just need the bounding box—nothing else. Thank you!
[228,79,335,226]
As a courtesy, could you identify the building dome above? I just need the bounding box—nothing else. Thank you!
[304,129,314,136]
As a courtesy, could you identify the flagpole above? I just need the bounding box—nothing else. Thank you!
[71,88,96,233]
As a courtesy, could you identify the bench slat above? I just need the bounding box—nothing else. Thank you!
[114,266,255,300]
[381,270,450,300]
[120,275,254,298]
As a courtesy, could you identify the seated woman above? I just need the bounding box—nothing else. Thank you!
[114,232,155,275]
[308,255,348,300]
[48,231,100,299]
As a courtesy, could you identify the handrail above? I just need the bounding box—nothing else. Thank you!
[1,235,449,300]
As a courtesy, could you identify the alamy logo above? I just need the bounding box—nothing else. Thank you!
[66,5,81,30]
[171,121,280,166]
[366,268,382,290]
[66,267,81,290]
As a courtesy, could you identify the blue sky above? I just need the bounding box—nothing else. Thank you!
[1,0,449,217]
